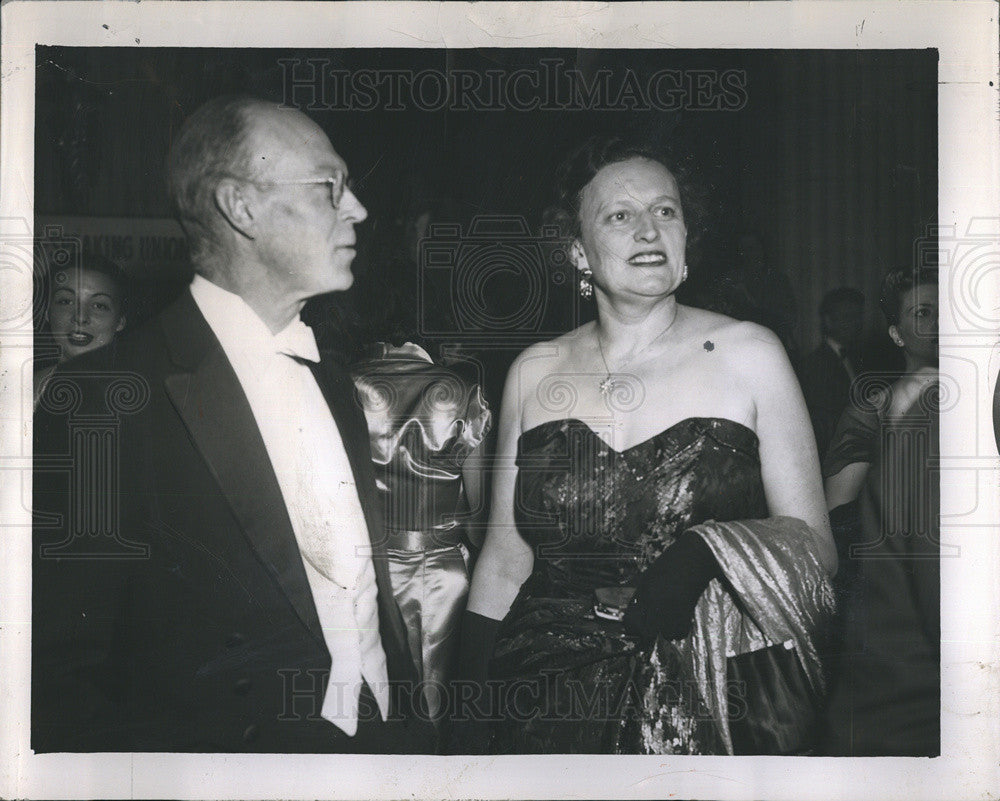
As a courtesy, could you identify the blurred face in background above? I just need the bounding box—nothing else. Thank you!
[892,282,938,368]
[48,267,126,361]
[823,301,864,351]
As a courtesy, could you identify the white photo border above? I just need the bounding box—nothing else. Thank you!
[2,2,998,799]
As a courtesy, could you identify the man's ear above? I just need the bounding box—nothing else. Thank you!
[213,178,256,240]
[888,324,905,348]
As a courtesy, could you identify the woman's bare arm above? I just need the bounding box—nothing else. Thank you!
[824,462,870,510]
[461,443,487,549]
[739,323,838,575]
[466,353,536,619]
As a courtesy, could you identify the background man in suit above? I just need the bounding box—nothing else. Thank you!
[32,96,427,753]
[799,287,865,459]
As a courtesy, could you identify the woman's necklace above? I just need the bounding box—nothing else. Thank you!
[595,307,680,397]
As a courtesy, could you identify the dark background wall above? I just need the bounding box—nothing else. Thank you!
[35,46,937,368]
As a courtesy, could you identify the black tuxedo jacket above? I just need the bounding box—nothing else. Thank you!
[32,291,420,753]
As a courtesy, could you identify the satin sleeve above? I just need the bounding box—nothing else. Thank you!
[353,343,492,468]
[822,397,882,478]
[351,344,492,532]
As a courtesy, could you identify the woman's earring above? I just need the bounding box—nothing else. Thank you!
[682,263,689,282]
[579,268,594,299]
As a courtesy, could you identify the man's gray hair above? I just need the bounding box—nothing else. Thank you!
[166,95,268,269]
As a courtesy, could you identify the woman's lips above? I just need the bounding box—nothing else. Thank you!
[66,331,94,346]
[628,251,667,266]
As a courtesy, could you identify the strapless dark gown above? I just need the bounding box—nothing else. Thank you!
[491,417,768,754]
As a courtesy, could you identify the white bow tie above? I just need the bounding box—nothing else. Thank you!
[274,318,320,363]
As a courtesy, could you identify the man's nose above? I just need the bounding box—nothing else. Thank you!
[340,189,368,223]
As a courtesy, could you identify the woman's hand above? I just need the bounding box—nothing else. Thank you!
[446,610,502,755]
[456,352,540,752]
[623,531,721,642]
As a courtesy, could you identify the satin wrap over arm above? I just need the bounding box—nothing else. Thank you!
[674,516,835,754]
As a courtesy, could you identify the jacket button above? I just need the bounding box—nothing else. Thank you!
[234,678,252,696]
[226,632,245,648]
[242,724,259,743]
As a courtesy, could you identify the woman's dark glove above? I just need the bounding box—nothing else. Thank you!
[446,610,501,755]
[623,531,722,643]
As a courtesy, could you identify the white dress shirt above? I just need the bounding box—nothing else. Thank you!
[190,275,389,736]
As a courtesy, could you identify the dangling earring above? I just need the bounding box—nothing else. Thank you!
[682,263,689,282]
[579,268,594,299]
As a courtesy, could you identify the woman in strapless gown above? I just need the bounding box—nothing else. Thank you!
[461,138,838,755]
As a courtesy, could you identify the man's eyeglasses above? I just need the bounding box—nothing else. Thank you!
[249,173,352,209]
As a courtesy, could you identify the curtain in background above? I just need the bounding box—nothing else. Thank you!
[34,49,937,351]
[740,51,936,351]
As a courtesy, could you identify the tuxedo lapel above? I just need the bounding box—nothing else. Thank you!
[159,294,325,649]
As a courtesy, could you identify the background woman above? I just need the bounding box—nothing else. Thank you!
[824,268,939,508]
[34,254,127,407]
[822,271,940,755]
[822,268,938,591]
[461,138,836,755]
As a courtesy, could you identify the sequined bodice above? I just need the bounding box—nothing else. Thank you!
[514,417,768,599]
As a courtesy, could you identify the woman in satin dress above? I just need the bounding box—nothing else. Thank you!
[352,343,490,726]
[339,213,492,731]
[818,268,938,664]
[461,138,837,755]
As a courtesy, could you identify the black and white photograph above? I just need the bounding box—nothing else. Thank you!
[1,2,998,799]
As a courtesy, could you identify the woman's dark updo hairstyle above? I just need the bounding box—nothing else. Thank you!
[555,136,704,251]
[878,267,938,328]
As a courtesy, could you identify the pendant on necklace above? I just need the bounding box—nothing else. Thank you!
[599,375,616,396]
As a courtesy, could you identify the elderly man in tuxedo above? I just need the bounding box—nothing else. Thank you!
[32,96,427,753]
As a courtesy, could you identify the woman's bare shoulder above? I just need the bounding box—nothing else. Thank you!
[681,310,792,401]
[683,307,783,354]
[510,325,590,371]
[504,324,591,395]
